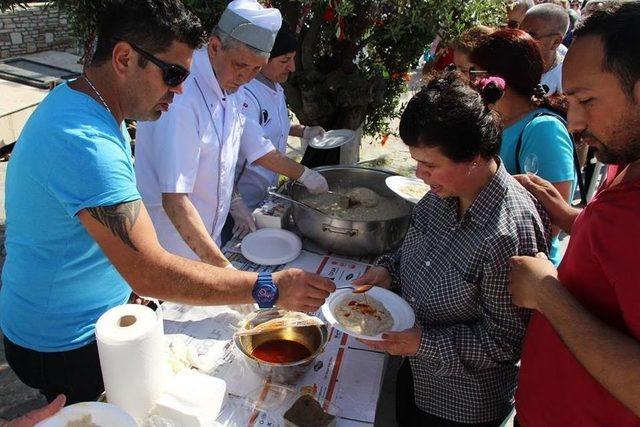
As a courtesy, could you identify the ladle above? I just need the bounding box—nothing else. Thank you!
[267,190,327,215]
[292,182,356,209]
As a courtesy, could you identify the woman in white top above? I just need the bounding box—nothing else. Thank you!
[222,22,328,242]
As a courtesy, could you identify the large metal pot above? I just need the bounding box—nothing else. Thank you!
[289,166,412,256]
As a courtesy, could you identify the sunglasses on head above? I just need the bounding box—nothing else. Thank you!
[113,38,190,87]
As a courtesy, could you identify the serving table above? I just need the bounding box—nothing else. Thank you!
[162,240,387,426]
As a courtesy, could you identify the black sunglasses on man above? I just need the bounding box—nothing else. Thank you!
[113,38,190,87]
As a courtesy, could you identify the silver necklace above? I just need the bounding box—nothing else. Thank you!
[83,74,112,114]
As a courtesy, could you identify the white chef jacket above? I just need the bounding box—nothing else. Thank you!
[135,48,273,259]
[235,77,290,210]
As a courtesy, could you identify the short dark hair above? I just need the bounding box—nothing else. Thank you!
[573,1,640,95]
[92,0,205,66]
[399,71,502,163]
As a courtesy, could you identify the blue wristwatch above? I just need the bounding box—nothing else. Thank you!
[252,272,279,308]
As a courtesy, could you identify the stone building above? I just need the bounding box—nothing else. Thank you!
[0,2,76,59]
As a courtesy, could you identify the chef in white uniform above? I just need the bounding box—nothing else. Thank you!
[222,22,329,241]
[135,0,281,266]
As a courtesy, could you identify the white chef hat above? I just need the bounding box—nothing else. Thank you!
[217,0,282,54]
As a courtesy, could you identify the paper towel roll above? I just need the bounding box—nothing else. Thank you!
[96,304,166,424]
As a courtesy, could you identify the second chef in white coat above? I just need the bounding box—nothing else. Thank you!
[221,22,329,242]
[135,0,281,265]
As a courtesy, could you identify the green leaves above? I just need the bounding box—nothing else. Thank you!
[34,0,504,137]
[431,0,505,41]
[1,1,28,12]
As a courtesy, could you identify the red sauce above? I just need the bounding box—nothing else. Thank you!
[345,299,382,320]
[251,339,312,364]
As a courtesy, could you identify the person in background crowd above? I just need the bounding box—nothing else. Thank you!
[510,3,640,425]
[564,7,580,46]
[506,0,535,28]
[450,26,494,82]
[520,3,570,94]
[0,0,334,404]
[582,0,613,17]
[542,0,577,47]
[543,0,570,9]
[471,29,576,266]
[353,71,550,427]
[221,22,328,244]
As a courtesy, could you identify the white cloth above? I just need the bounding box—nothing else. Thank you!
[235,78,290,210]
[226,0,281,33]
[135,48,272,259]
[541,59,564,95]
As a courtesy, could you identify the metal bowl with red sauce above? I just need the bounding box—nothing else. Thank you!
[233,311,329,384]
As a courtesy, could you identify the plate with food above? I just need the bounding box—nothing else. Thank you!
[35,402,137,427]
[385,175,430,204]
[322,287,415,341]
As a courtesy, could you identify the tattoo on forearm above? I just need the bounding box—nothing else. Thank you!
[87,200,141,251]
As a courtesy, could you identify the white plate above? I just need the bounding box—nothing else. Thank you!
[385,175,430,204]
[322,287,415,341]
[35,402,137,427]
[308,129,356,149]
[241,229,302,266]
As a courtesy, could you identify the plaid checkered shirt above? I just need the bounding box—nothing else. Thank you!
[377,162,551,423]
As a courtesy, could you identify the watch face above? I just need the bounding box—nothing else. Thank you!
[256,286,276,304]
[254,273,278,308]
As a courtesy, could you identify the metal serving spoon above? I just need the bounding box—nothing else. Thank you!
[267,190,327,215]
[335,284,374,294]
[292,182,357,209]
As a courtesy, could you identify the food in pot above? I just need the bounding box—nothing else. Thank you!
[283,395,336,427]
[251,339,312,364]
[334,294,394,336]
[299,189,406,220]
[345,187,380,208]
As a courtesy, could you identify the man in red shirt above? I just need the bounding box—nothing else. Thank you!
[508,2,640,426]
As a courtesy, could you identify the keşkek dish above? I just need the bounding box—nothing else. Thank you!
[385,175,430,204]
[299,187,406,221]
[398,183,429,200]
[65,415,99,427]
[333,293,393,336]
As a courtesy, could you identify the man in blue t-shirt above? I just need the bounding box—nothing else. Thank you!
[0,0,334,404]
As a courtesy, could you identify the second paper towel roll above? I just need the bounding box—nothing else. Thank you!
[96,303,167,424]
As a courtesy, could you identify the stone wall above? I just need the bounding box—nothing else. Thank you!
[0,2,77,59]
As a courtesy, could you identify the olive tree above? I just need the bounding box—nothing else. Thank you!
[3,0,505,136]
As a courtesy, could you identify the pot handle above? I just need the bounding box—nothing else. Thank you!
[322,224,358,237]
